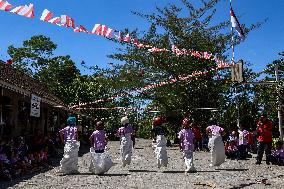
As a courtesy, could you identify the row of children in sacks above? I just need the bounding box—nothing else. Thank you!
[56,116,130,175]
[56,116,226,175]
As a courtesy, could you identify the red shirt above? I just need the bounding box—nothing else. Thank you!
[247,132,254,145]
[192,127,202,139]
[257,120,273,142]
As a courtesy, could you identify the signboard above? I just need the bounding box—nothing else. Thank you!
[231,60,244,83]
[30,94,41,117]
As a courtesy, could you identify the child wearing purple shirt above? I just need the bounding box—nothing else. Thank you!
[89,121,113,174]
[57,116,80,175]
[90,122,107,153]
[206,118,226,166]
[178,118,197,173]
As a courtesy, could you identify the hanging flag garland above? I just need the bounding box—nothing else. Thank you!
[0,0,12,11]
[0,2,231,67]
[10,3,34,18]
[71,63,230,109]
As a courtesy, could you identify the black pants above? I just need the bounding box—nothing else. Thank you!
[256,141,272,163]
[238,145,247,159]
[194,139,203,151]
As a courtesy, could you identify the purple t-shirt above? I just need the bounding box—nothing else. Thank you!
[238,130,249,145]
[178,129,195,151]
[91,130,107,150]
[117,126,133,137]
[206,125,224,136]
[59,126,77,142]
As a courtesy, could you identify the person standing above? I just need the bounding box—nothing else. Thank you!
[178,118,197,173]
[116,116,133,167]
[89,121,113,174]
[255,112,273,165]
[191,122,202,151]
[237,125,249,160]
[206,118,226,166]
[57,116,80,174]
[151,116,168,169]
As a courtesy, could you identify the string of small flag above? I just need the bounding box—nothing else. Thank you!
[71,63,230,109]
[0,0,233,66]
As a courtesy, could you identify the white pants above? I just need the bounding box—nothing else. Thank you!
[208,135,225,166]
[59,141,80,173]
[89,147,113,174]
[120,135,133,166]
[183,150,196,172]
[155,135,168,168]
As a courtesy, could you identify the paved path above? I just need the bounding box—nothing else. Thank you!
[2,139,284,189]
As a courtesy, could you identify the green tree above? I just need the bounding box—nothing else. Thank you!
[107,0,260,135]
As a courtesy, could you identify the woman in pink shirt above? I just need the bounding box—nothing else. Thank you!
[57,116,80,174]
[89,121,113,174]
[206,118,226,166]
[178,118,196,173]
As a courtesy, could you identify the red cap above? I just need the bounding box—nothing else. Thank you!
[6,59,13,65]
[153,117,162,126]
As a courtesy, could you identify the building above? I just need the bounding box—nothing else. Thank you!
[0,60,74,138]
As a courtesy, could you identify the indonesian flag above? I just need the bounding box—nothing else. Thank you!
[0,0,12,11]
[40,9,53,22]
[74,25,89,33]
[61,15,75,28]
[230,7,245,40]
[10,3,34,18]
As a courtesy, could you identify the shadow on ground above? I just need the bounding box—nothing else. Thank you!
[228,182,257,189]
[129,169,157,173]
[215,168,249,171]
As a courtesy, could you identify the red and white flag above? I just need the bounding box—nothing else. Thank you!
[74,25,89,33]
[10,3,34,18]
[230,7,245,40]
[40,9,53,22]
[92,24,114,38]
[48,17,61,24]
[0,0,12,11]
[61,15,75,28]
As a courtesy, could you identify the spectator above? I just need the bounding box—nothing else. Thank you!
[267,141,284,166]
[225,140,238,159]
[255,112,273,165]
[191,122,202,151]
[238,125,249,160]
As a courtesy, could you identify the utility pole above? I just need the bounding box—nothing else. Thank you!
[275,66,283,141]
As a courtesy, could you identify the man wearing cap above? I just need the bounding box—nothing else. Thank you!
[57,116,80,174]
[116,116,134,167]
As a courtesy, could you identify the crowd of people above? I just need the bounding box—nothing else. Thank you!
[0,130,59,181]
[1,112,283,179]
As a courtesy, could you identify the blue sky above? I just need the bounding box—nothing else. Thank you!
[0,0,283,75]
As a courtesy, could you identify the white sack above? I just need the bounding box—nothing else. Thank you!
[155,135,168,168]
[208,135,225,166]
[183,150,196,172]
[59,141,80,174]
[120,134,133,166]
[89,147,114,174]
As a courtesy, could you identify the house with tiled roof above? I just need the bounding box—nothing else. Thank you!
[0,60,75,137]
